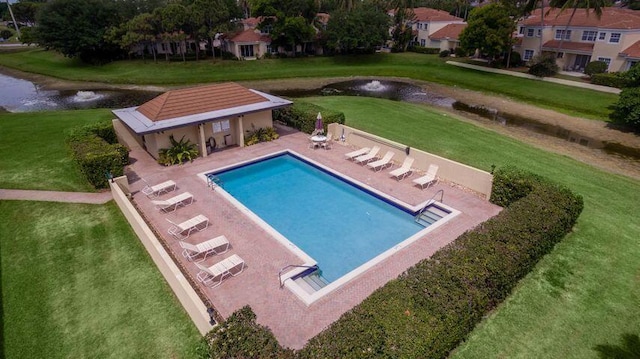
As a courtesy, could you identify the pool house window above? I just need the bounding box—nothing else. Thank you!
[555,29,571,40]
[212,120,230,133]
[582,30,598,42]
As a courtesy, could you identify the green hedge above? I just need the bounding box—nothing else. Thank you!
[66,122,129,189]
[409,46,441,54]
[273,100,345,134]
[590,72,633,88]
[298,166,583,358]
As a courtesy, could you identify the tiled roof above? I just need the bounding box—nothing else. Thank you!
[429,23,467,40]
[241,17,261,28]
[230,29,271,43]
[620,40,640,58]
[521,7,640,29]
[542,40,594,53]
[412,8,464,22]
[137,83,271,122]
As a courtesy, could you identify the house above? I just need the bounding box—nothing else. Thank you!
[223,29,274,60]
[428,23,467,52]
[112,82,292,159]
[389,8,466,48]
[516,7,640,72]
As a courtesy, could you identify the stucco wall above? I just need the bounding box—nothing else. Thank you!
[329,123,493,198]
[146,126,200,159]
[242,111,273,133]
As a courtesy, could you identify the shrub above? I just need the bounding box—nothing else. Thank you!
[299,166,583,358]
[503,50,521,67]
[244,126,279,146]
[622,62,640,87]
[439,49,450,57]
[273,101,345,134]
[66,122,129,189]
[203,306,294,359]
[454,47,468,57]
[609,87,640,132]
[0,29,12,40]
[527,54,559,77]
[584,61,608,77]
[409,46,441,54]
[590,72,633,88]
[157,135,199,166]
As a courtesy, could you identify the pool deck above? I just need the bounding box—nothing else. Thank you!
[126,124,502,349]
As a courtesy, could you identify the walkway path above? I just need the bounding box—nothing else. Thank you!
[0,189,112,204]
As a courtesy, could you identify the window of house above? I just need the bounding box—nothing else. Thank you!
[582,30,598,42]
[519,26,525,34]
[536,29,542,37]
[527,28,535,37]
[557,52,564,59]
[523,49,534,61]
[240,44,254,58]
[598,32,606,41]
[609,33,621,43]
[266,44,277,54]
[629,60,638,70]
[417,23,423,30]
[597,57,611,70]
[261,25,272,34]
[212,120,230,133]
[555,29,571,40]
[420,39,426,47]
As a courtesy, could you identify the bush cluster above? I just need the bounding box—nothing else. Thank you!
[527,54,559,77]
[298,166,583,358]
[66,122,128,189]
[244,126,279,146]
[439,50,450,57]
[584,61,608,77]
[273,101,345,134]
[609,87,640,131]
[591,72,633,88]
[409,46,441,54]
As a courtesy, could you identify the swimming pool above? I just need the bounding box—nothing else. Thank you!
[205,151,457,303]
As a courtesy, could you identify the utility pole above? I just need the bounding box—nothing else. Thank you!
[6,0,21,39]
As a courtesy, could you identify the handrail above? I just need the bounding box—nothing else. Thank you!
[207,175,223,189]
[415,189,444,222]
[278,264,318,288]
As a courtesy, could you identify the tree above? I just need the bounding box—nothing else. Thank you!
[251,0,318,54]
[325,6,390,54]
[11,1,44,26]
[388,0,416,52]
[459,3,515,62]
[609,87,640,132]
[191,0,237,61]
[35,0,123,63]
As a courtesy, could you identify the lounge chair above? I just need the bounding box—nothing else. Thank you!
[180,235,230,261]
[354,146,381,164]
[141,179,176,198]
[389,157,415,180]
[413,164,439,189]
[195,254,245,288]
[345,147,370,160]
[152,192,193,212]
[321,133,333,150]
[167,214,209,239]
[367,151,395,171]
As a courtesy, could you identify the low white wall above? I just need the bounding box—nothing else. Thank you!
[329,123,493,198]
[109,176,213,335]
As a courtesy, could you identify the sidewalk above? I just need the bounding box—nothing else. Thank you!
[0,189,112,204]
[447,61,621,94]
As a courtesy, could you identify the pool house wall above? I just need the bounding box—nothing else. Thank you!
[329,123,494,198]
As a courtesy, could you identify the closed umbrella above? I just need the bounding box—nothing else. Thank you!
[315,112,324,134]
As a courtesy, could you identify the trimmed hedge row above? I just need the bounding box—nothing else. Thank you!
[202,167,583,358]
[273,100,345,134]
[66,122,128,189]
[299,166,583,358]
[590,72,633,88]
[409,46,441,54]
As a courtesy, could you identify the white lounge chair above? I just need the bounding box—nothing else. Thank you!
[195,254,245,288]
[367,151,395,171]
[167,214,209,239]
[141,180,176,198]
[413,164,439,189]
[152,192,193,212]
[321,133,333,150]
[345,147,370,160]
[180,235,229,261]
[354,146,381,164]
[389,157,415,180]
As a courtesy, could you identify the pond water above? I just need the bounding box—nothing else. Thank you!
[0,72,159,112]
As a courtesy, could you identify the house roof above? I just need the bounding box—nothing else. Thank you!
[230,29,271,43]
[113,83,292,135]
[542,39,594,53]
[620,40,640,58]
[241,17,261,28]
[429,23,467,40]
[521,7,640,30]
[412,8,464,22]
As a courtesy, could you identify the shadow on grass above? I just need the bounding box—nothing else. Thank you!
[594,333,640,358]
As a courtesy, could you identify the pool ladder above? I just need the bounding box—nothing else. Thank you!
[207,175,223,189]
[415,189,444,226]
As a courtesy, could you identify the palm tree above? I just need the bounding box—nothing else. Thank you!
[549,0,606,62]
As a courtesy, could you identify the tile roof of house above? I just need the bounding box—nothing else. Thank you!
[620,39,640,58]
[429,23,467,40]
[113,83,292,134]
[241,17,261,28]
[542,39,595,53]
[521,7,640,29]
[230,29,271,43]
[412,7,464,22]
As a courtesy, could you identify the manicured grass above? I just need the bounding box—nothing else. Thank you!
[0,200,202,358]
[0,49,616,120]
[304,96,640,358]
[0,109,112,191]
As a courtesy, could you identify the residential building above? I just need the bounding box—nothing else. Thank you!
[516,7,640,72]
[428,23,467,51]
[388,8,466,48]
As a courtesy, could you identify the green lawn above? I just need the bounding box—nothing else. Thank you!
[304,96,640,358]
[0,49,617,120]
[0,200,202,358]
[0,109,112,191]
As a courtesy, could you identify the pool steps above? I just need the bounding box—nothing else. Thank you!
[415,205,449,227]
[292,267,329,294]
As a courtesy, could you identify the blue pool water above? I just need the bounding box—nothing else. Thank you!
[212,153,424,282]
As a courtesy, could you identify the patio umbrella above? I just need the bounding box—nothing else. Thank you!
[315,112,324,134]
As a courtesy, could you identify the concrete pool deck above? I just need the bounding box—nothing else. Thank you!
[125,124,502,349]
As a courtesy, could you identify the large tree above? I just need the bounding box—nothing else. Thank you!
[251,0,318,54]
[325,6,390,54]
[35,0,123,63]
[459,3,515,62]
